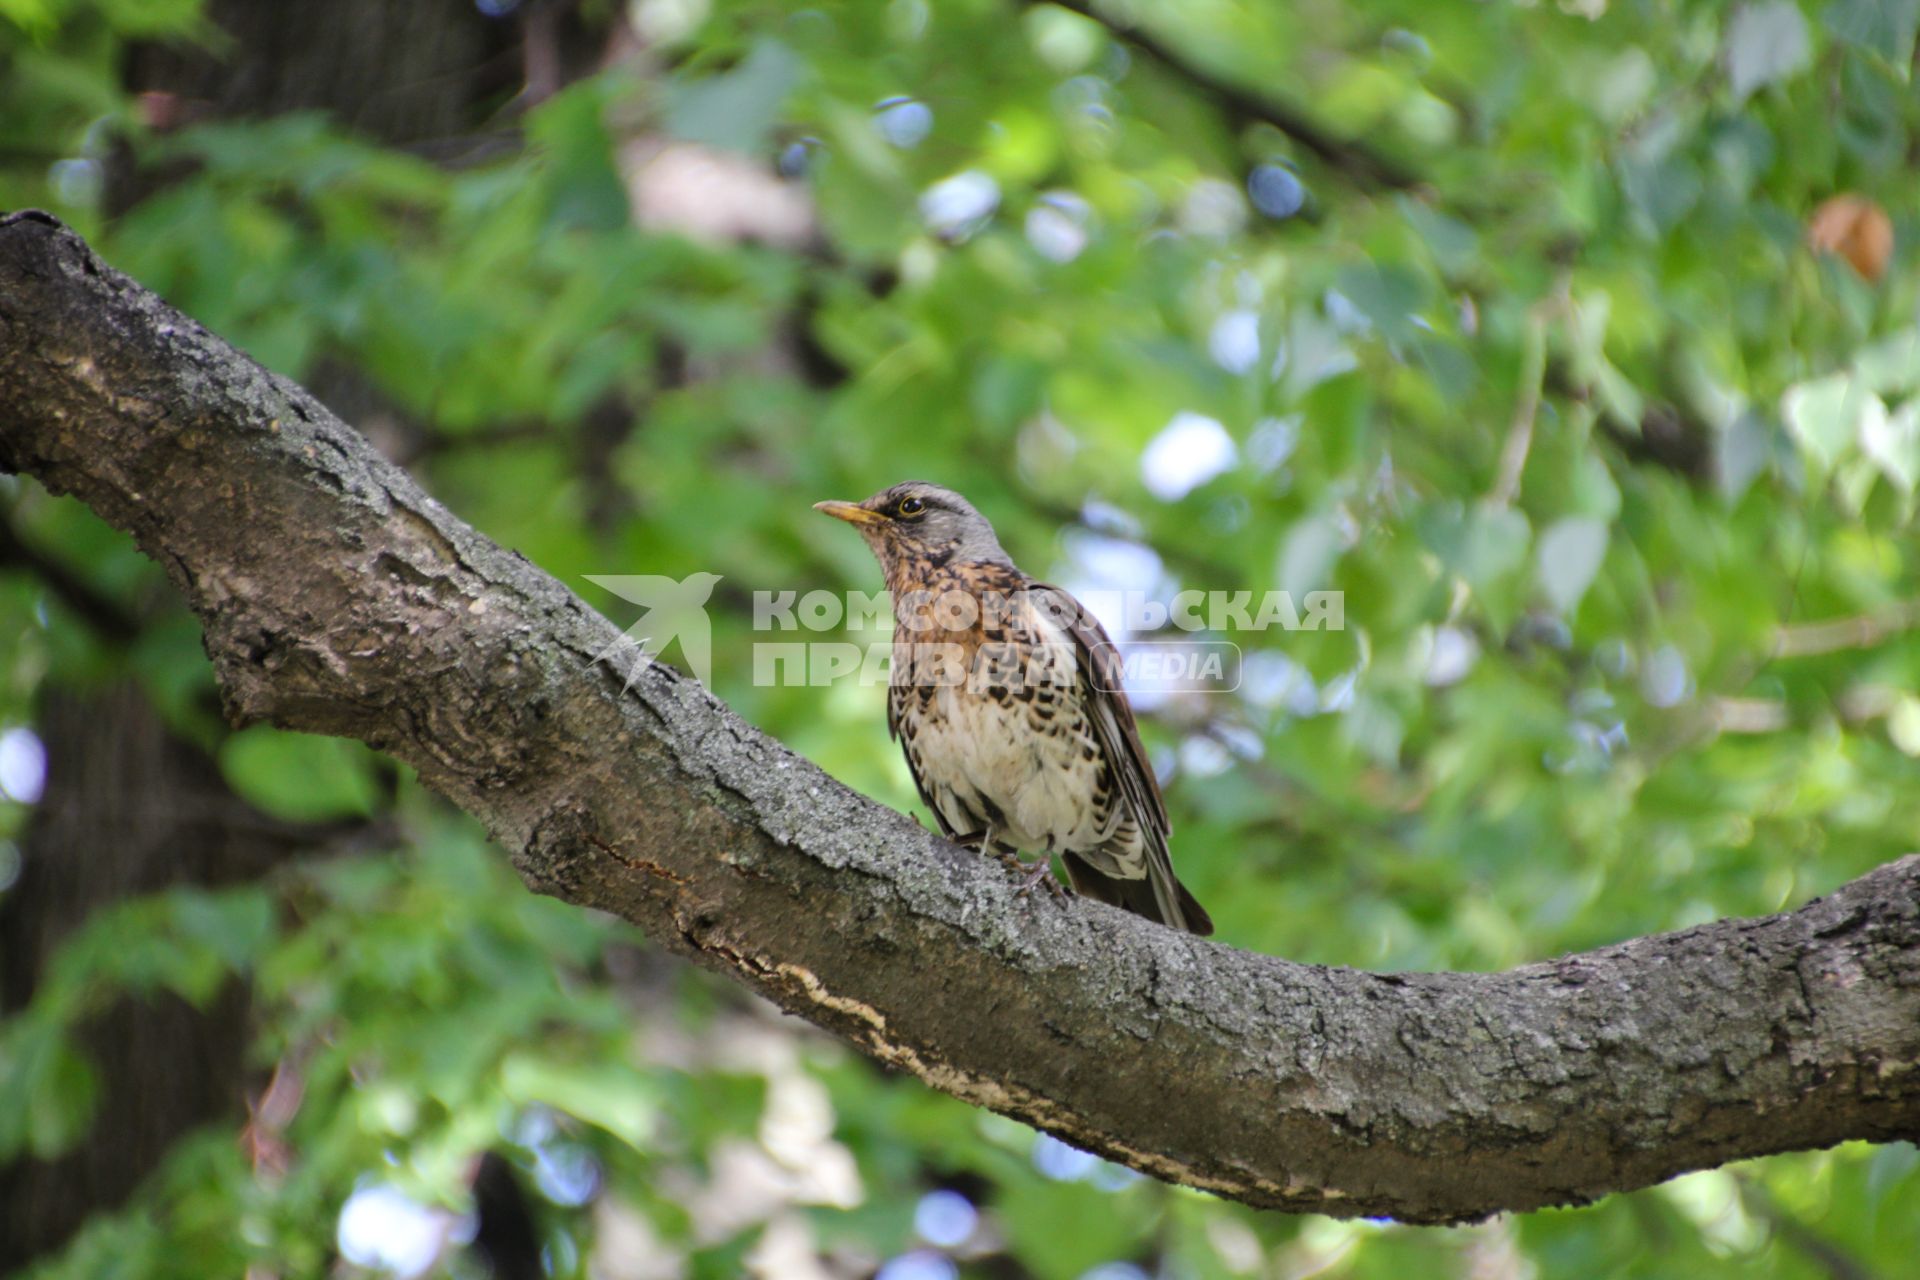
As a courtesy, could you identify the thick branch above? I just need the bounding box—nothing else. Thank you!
[1,211,1916,1224]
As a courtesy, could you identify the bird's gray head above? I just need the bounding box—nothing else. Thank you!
[814,481,1011,570]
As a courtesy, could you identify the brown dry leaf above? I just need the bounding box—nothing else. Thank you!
[1808,194,1894,282]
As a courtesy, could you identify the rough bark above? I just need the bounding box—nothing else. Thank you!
[1,210,1916,1225]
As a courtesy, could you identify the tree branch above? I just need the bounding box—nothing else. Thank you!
[1,211,1916,1224]
[1037,0,1422,192]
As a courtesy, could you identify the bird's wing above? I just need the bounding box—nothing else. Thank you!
[888,680,954,836]
[1030,583,1207,932]
[1026,584,1169,840]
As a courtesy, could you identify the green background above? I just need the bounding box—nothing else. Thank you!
[3,0,1919,1275]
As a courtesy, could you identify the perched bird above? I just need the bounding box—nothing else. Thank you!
[815,481,1213,935]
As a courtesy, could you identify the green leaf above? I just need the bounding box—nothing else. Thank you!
[1399,199,1479,277]
[1278,512,1345,598]
[170,888,279,972]
[500,1053,658,1148]
[529,79,632,233]
[994,1163,1151,1279]
[1851,328,1920,395]
[219,726,379,822]
[1726,2,1813,102]
[1888,695,1920,755]
[1618,145,1702,234]
[665,40,800,156]
[1782,375,1873,472]
[1536,516,1610,613]
[1823,0,1920,66]
[1331,261,1431,345]
[1418,502,1532,597]
[1861,399,1920,492]
[0,1020,99,1160]
[0,0,56,35]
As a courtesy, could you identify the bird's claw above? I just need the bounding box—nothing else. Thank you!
[994,849,1068,901]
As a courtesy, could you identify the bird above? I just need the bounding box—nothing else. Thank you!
[815,481,1213,935]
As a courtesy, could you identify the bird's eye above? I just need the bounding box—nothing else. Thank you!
[896,496,926,517]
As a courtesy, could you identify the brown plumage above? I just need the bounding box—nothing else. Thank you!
[815,481,1213,935]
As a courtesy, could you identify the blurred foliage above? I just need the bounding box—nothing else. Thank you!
[4,0,1920,1276]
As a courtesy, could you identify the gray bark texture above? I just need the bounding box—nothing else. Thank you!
[1,210,1916,1225]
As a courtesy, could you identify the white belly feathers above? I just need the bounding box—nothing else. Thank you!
[910,678,1117,854]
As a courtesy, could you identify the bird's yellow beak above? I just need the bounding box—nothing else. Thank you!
[814,500,884,526]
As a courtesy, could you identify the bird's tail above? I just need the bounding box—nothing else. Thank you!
[1063,849,1213,936]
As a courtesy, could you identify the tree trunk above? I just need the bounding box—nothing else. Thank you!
[0,686,307,1268]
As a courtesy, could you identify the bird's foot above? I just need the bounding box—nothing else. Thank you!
[994,849,1068,901]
